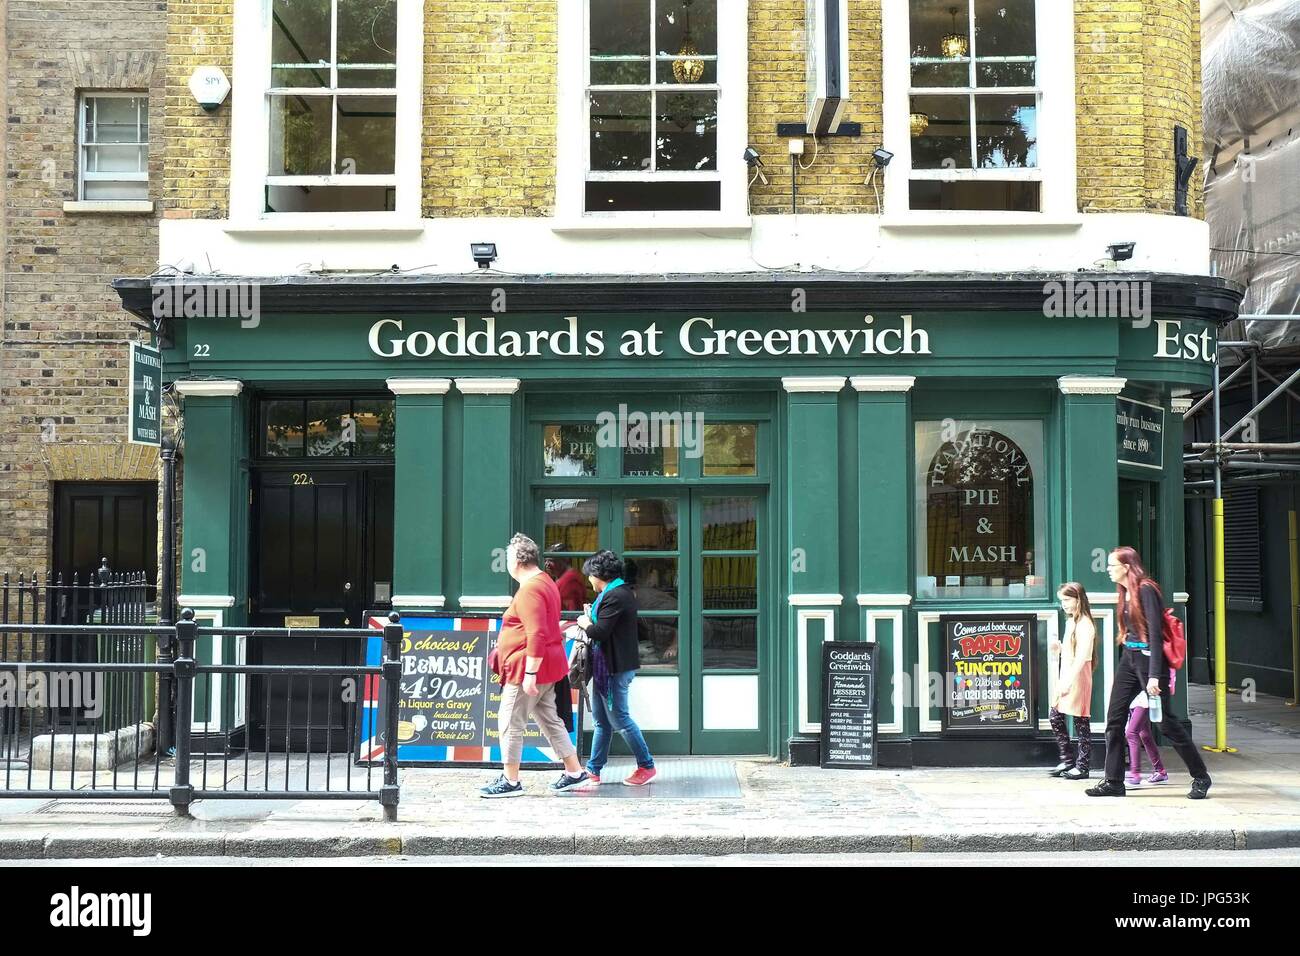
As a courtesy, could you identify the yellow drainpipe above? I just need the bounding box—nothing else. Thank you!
[1204,497,1236,752]
[1289,511,1299,707]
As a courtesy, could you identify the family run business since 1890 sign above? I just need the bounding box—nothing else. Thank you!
[1116,397,1165,470]
[356,614,578,767]
[941,615,1037,734]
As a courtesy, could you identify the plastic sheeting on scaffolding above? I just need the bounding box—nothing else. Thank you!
[1203,0,1300,350]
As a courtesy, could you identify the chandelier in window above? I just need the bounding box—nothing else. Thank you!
[910,111,930,136]
[672,0,706,84]
[941,5,969,58]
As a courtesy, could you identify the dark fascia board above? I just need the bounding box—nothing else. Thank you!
[114,271,1245,324]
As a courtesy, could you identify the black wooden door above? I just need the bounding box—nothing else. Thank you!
[250,469,363,751]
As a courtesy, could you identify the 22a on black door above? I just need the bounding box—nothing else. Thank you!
[250,469,370,752]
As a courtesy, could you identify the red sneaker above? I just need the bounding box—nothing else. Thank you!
[623,766,657,787]
[586,773,600,787]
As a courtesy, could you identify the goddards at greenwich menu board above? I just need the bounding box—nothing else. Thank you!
[941,615,1037,735]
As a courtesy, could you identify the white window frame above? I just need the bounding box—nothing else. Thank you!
[78,92,149,201]
[881,0,1076,219]
[556,0,749,230]
[230,0,423,226]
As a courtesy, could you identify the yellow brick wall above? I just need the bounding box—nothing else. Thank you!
[160,0,1204,222]
[747,0,884,215]
[1075,0,1203,217]
[422,1,557,217]
[163,3,233,219]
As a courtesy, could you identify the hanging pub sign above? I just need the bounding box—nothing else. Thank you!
[1116,397,1165,470]
[941,614,1037,735]
[127,342,162,446]
[819,641,879,769]
[356,613,579,768]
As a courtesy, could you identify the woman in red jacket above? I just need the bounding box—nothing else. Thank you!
[480,533,590,798]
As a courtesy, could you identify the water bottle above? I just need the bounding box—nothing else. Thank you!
[1148,690,1163,724]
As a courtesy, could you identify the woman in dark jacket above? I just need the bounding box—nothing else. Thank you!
[1086,546,1212,800]
[577,550,656,787]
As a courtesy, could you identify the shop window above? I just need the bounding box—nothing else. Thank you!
[265,0,398,212]
[915,419,1047,600]
[700,495,759,670]
[78,94,149,201]
[543,423,599,476]
[906,0,1040,210]
[1224,488,1264,611]
[585,0,721,212]
[702,422,757,476]
[622,420,681,477]
[259,397,394,458]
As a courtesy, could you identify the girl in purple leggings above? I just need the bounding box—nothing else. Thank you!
[1125,668,1176,786]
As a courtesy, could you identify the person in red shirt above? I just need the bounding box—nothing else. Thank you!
[480,533,591,798]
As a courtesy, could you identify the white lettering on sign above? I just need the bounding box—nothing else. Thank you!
[1153,320,1213,362]
[367,315,933,359]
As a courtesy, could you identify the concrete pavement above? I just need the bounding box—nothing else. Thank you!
[2,684,1297,859]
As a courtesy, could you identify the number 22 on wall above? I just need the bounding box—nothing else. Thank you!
[193,343,210,357]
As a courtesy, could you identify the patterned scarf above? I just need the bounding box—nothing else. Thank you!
[589,578,624,709]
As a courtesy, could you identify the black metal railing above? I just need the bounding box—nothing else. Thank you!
[1,601,404,820]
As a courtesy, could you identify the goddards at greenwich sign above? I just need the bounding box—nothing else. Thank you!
[368,315,932,359]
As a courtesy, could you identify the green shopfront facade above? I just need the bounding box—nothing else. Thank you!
[116,273,1241,765]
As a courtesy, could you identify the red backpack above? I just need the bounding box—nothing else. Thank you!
[1161,608,1187,671]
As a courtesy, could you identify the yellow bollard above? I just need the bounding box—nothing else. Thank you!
[1205,497,1237,752]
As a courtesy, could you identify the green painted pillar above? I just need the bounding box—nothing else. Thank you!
[388,379,451,611]
[1058,377,1125,594]
[782,376,845,759]
[174,380,247,739]
[455,378,519,613]
[175,380,245,614]
[852,375,915,738]
[1058,376,1125,728]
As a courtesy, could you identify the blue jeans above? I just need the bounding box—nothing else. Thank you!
[587,670,654,775]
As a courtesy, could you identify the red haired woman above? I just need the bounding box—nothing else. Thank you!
[1086,547,1212,799]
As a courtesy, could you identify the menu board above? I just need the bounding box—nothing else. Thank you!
[941,615,1037,734]
[819,641,879,769]
[356,614,578,767]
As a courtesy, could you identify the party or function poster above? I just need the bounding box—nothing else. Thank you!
[941,615,1037,735]
[356,614,578,767]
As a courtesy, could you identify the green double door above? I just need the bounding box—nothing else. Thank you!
[538,488,766,755]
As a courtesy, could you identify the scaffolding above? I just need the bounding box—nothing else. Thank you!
[1187,0,1300,744]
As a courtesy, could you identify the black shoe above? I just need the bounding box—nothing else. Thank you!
[1063,767,1090,780]
[1085,780,1126,797]
[479,774,524,799]
[1188,776,1212,800]
[1048,761,1071,777]
[550,770,592,793]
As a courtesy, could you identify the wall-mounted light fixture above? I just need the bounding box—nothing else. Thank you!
[471,243,497,269]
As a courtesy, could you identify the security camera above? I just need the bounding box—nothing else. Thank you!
[1107,242,1136,262]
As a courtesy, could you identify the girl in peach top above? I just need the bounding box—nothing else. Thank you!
[1048,582,1098,780]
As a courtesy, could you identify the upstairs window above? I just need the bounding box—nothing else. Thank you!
[79,94,149,201]
[586,0,721,212]
[907,0,1040,211]
[266,0,398,212]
